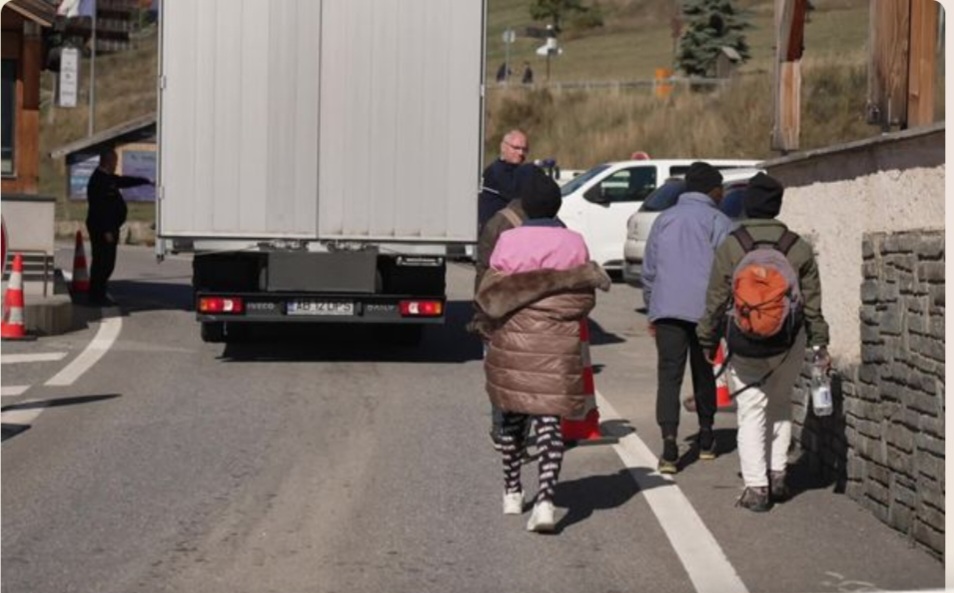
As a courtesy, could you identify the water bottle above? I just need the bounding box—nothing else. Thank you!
[810,346,833,417]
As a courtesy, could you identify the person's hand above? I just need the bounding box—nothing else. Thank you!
[813,345,832,372]
[704,347,718,365]
[647,322,655,337]
[104,232,115,243]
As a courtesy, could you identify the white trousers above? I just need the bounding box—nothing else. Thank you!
[727,331,807,488]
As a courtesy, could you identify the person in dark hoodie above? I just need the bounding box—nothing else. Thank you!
[474,167,610,533]
[85,148,153,306]
[641,161,732,474]
[697,172,830,512]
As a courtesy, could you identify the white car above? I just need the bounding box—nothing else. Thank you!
[622,167,764,287]
[558,159,759,271]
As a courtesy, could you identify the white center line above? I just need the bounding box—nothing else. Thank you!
[596,391,749,593]
[1,385,30,397]
[45,315,123,386]
[2,352,67,364]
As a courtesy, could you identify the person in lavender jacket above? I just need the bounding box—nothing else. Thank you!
[641,161,734,474]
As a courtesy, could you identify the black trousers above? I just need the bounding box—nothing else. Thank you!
[89,229,118,300]
[654,318,716,435]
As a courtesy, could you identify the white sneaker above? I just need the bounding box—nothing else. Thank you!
[526,500,556,532]
[503,491,524,515]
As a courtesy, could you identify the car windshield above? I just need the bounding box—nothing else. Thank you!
[639,180,685,212]
[561,164,610,196]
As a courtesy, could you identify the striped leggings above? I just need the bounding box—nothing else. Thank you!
[500,412,564,503]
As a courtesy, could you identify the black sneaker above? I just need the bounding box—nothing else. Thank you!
[698,428,717,460]
[489,429,504,452]
[736,487,772,512]
[657,437,679,474]
[770,471,790,503]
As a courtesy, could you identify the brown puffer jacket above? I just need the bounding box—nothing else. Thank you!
[476,262,611,417]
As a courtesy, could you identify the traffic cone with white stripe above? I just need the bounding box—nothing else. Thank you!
[561,319,617,446]
[713,341,732,408]
[2,253,33,341]
[71,230,90,294]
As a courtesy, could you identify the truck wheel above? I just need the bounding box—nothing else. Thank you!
[201,322,225,343]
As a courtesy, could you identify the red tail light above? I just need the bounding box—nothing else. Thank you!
[399,300,443,317]
[198,297,245,314]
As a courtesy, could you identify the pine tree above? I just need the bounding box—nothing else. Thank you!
[529,0,589,33]
[676,0,751,78]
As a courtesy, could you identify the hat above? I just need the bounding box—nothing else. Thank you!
[516,165,562,219]
[684,161,723,195]
[744,172,784,219]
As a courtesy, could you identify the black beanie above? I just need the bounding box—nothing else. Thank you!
[744,172,784,219]
[516,165,562,219]
[684,161,723,194]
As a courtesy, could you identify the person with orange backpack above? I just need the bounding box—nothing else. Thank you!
[697,172,831,512]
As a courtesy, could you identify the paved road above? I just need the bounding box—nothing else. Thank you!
[1,245,943,593]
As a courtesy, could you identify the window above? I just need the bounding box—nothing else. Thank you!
[1,59,15,176]
[598,166,656,203]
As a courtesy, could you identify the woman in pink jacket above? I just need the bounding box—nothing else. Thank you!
[475,168,610,533]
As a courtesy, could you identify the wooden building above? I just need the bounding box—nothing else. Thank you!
[1,0,55,195]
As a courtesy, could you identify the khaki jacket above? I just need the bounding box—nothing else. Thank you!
[476,262,610,416]
[697,219,830,350]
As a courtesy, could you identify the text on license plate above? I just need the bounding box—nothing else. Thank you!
[287,301,355,316]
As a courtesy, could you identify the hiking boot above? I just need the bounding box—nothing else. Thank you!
[698,428,717,460]
[526,500,556,533]
[736,487,772,512]
[770,470,790,503]
[503,491,525,515]
[657,437,679,474]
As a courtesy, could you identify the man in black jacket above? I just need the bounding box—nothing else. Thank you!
[478,129,529,235]
[85,148,152,305]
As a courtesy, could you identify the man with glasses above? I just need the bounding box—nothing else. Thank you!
[478,129,529,235]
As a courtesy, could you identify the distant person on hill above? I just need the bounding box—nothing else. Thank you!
[496,62,511,83]
[85,147,152,306]
[521,61,534,84]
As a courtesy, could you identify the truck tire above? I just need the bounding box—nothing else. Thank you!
[201,322,225,343]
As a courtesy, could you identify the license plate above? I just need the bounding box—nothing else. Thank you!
[287,300,355,316]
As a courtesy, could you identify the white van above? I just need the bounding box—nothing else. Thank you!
[558,159,759,270]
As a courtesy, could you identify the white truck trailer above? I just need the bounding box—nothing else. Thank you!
[156,0,485,343]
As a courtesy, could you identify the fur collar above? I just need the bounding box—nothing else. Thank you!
[476,261,611,320]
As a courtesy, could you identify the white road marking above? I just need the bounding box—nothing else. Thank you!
[2,352,67,364]
[1,385,30,397]
[596,391,749,593]
[1,403,44,427]
[45,315,123,386]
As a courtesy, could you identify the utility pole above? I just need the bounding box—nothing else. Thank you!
[771,0,806,153]
[88,0,97,137]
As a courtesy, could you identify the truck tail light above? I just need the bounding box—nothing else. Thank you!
[399,300,443,317]
[198,297,245,314]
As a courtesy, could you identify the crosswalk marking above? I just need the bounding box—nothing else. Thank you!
[2,352,67,364]
[1,385,30,397]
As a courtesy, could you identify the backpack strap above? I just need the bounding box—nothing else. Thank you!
[499,206,523,228]
[733,226,799,255]
[732,227,756,252]
[776,230,799,255]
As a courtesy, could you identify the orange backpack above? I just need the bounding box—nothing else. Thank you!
[725,227,804,358]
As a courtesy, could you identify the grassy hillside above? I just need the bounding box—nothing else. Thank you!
[38,1,943,225]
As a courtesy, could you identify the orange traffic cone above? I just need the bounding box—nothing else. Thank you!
[713,341,732,408]
[561,319,617,446]
[71,230,90,294]
[2,253,33,341]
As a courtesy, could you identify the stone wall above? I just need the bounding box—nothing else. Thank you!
[792,230,945,558]
[763,124,945,560]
